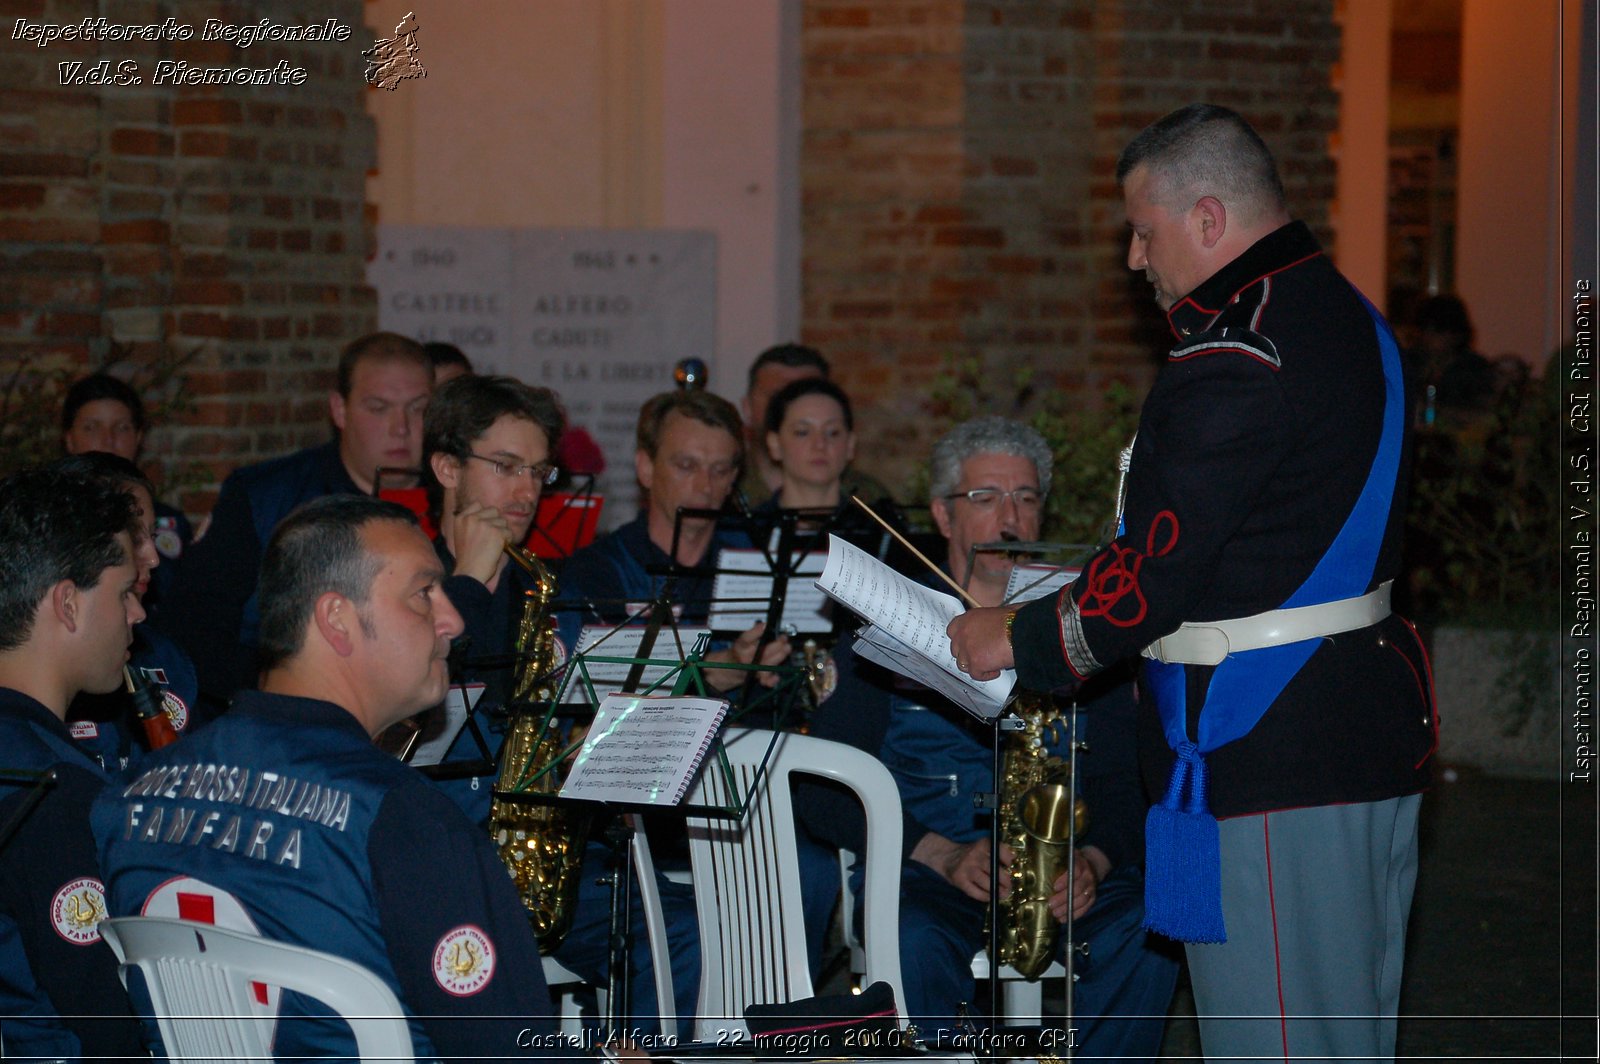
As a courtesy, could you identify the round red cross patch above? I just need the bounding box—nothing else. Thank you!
[432,924,495,996]
[50,877,108,945]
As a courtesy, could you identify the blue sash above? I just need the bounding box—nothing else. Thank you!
[1143,295,1404,942]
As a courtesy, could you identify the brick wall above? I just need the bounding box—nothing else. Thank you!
[0,0,375,514]
[802,0,1341,494]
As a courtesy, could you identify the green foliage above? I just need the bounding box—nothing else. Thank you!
[0,340,198,487]
[1403,374,1559,628]
[925,354,1142,547]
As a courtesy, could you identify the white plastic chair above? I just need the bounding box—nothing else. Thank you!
[99,915,414,1063]
[683,728,906,1042]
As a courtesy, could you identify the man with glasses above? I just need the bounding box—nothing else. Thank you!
[798,417,1179,1053]
[418,373,566,821]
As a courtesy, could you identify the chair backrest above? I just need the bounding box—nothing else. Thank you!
[99,916,415,1064]
[683,728,905,1041]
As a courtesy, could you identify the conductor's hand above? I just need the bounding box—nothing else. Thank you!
[912,833,1012,904]
[947,606,1015,681]
[1048,844,1111,922]
[705,620,791,692]
[441,501,512,588]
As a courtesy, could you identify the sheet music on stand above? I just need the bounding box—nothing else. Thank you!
[1003,561,1080,604]
[815,534,1016,719]
[402,683,484,767]
[707,549,829,633]
[981,540,1095,605]
[565,624,712,704]
[560,693,728,805]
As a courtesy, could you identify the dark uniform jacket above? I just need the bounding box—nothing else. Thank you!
[0,687,144,1062]
[68,623,202,775]
[157,442,360,707]
[431,539,550,823]
[91,690,566,1061]
[1011,221,1435,818]
[555,512,749,643]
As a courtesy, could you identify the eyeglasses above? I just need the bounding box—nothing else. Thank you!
[942,487,1044,512]
[465,453,558,485]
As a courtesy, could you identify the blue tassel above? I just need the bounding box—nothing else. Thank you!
[1142,742,1226,943]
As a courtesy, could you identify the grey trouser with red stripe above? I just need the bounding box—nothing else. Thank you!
[1185,794,1422,1062]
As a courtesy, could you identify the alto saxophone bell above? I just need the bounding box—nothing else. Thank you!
[991,696,1088,981]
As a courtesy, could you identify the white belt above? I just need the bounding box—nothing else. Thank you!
[1142,582,1392,667]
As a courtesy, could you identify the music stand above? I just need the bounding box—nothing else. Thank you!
[526,473,604,560]
[966,539,1094,1054]
[492,578,809,1036]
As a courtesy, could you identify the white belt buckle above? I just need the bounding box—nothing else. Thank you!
[1146,626,1229,666]
[1183,627,1230,666]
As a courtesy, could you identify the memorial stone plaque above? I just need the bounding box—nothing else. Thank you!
[370,226,718,527]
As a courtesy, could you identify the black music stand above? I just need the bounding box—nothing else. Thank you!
[964,539,1094,1055]
[496,568,812,1039]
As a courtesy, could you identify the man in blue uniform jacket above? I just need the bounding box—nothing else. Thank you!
[0,463,147,1061]
[551,389,806,1035]
[949,104,1435,1061]
[799,417,1179,1053]
[94,495,573,1060]
[157,333,434,710]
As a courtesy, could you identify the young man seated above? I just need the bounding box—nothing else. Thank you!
[0,462,147,1060]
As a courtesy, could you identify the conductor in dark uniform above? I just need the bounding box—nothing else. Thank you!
[949,104,1434,1061]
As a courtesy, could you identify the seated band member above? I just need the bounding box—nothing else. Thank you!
[762,376,859,512]
[157,333,433,711]
[553,389,841,1035]
[756,375,912,577]
[60,372,193,615]
[93,496,572,1060]
[737,343,893,508]
[798,417,1179,1053]
[419,373,566,821]
[57,453,200,773]
[556,389,792,685]
[0,463,146,1061]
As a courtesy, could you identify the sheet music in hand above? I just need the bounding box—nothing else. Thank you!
[559,693,728,805]
[814,534,1016,719]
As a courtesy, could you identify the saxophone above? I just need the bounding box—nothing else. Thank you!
[488,545,587,952]
[991,693,1088,979]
